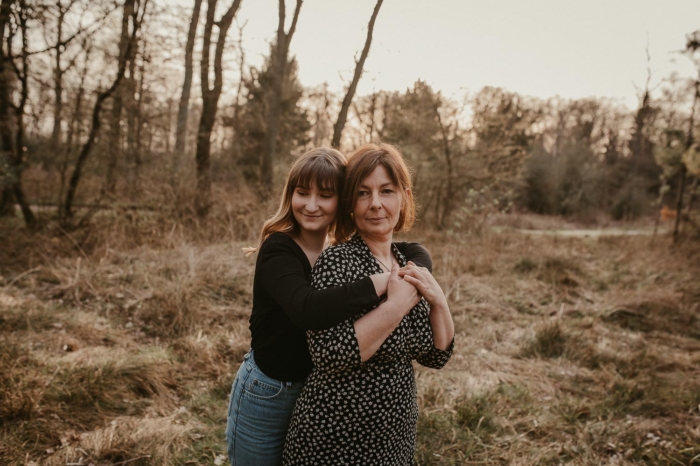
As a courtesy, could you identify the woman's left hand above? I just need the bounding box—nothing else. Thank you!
[398,261,448,311]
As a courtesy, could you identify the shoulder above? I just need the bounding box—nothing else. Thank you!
[394,241,432,271]
[258,232,301,260]
[315,242,352,267]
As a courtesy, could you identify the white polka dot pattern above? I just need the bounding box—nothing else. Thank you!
[283,234,454,465]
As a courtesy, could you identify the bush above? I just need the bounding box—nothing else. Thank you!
[517,143,611,216]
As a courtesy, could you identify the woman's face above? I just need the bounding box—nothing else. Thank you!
[353,165,404,241]
[291,182,339,234]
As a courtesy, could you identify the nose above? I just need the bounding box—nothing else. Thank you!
[306,195,319,212]
[369,191,382,210]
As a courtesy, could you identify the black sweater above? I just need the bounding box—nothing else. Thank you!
[248,232,432,382]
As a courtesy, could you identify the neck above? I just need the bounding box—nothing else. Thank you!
[295,228,328,254]
[360,232,393,262]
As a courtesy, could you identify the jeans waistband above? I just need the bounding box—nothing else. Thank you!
[244,349,300,388]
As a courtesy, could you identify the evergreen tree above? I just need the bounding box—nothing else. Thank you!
[234,46,310,182]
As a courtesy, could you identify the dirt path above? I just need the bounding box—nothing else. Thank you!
[491,225,669,237]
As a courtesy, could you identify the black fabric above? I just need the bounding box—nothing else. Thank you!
[282,234,453,465]
[248,232,431,382]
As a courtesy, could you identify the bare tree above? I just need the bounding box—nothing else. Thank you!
[331,0,382,149]
[673,75,698,242]
[104,0,136,195]
[674,32,700,242]
[193,0,243,217]
[173,0,202,185]
[58,39,91,205]
[50,0,83,149]
[260,0,302,192]
[433,97,458,229]
[62,0,148,223]
[0,0,36,227]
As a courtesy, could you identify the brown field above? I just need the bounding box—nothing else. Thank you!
[1,210,699,465]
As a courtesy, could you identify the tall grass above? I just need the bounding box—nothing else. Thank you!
[2,211,700,464]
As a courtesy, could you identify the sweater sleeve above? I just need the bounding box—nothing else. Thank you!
[257,236,381,331]
[394,242,433,272]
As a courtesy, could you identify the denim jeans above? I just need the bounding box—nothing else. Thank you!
[225,351,304,466]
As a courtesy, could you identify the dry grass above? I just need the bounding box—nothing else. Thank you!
[1,211,700,465]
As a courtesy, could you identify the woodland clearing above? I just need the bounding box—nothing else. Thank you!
[1,212,699,465]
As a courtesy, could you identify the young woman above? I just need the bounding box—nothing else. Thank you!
[225,147,432,466]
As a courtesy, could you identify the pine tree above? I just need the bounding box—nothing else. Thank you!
[233,47,310,182]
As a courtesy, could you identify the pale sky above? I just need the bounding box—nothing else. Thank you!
[176,0,700,109]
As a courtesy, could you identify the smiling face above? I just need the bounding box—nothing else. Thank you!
[352,165,405,242]
[291,182,339,235]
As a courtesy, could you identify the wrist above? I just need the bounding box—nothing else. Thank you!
[429,299,449,314]
[369,272,390,297]
[384,297,410,318]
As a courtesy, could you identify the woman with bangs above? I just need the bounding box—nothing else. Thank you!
[283,144,454,465]
[225,147,432,466]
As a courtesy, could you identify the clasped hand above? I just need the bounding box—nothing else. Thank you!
[385,262,448,316]
[397,261,449,312]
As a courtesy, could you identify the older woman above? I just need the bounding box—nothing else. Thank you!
[283,144,455,465]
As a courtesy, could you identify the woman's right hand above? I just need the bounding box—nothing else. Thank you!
[386,263,420,316]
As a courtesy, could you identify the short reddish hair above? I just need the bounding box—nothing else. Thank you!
[335,143,415,243]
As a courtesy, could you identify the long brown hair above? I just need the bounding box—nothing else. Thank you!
[245,147,346,254]
[335,143,415,243]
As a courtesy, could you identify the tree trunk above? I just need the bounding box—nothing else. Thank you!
[51,3,66,148]
[260,0,302,193]
[194,0,243,217]
[673,165,687,242]
[0,0,15,215]
[1,0,35,228]
[104,0,136,195]
[59,42,90,212]
[331,0,382,149]
[685,176,698,217]
[126,36,140,197]
[173,0,202,185]
[674,78,699,242]
[434,100,454,230]
[63,0,148,223]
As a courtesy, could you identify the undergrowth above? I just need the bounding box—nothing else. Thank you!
[1,211,699,465]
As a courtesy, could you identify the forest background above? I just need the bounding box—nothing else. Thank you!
[1,0,700,464]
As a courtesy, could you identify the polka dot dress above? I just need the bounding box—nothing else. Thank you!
[283,234,454,465]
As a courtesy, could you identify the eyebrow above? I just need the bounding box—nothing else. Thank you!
[359,182,395,189]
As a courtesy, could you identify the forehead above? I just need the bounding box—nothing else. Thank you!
[296,179,336,191]
[360,165,394,186]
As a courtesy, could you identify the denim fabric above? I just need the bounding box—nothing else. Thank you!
[225,351,304,466]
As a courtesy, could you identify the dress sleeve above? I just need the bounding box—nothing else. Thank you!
[404,300,454,369]
[305,247,364,373]
[394,242,433,272]
[258,237,381,331]
[415,335,454,369]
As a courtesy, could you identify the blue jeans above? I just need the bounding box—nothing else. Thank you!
[225,351,304,466]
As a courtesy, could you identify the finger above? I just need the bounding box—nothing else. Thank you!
[400,269,423,281]
[403,274,424,290]
[390,262,399,279]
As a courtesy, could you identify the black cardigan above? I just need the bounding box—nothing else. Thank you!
[248,232,432,381]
